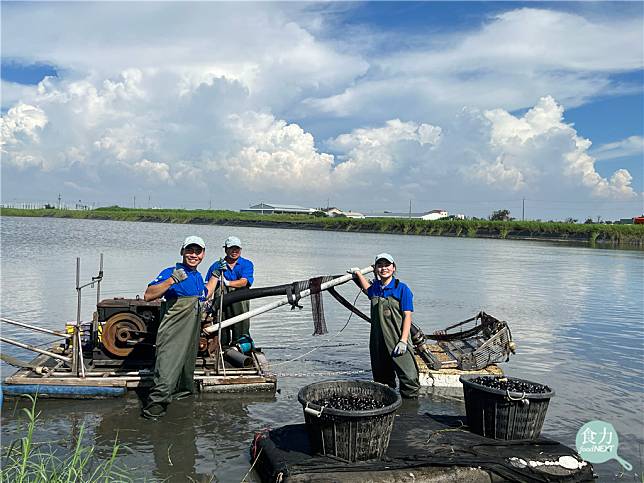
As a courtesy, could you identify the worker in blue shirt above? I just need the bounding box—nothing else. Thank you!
[205,236,254,347]
[142,236,207,419]
[351,253,420,398]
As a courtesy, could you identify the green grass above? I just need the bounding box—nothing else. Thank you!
[2,207,643,246]
[1,395,131,483]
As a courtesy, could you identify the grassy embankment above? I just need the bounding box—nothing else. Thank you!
[2,207,643,246]
[1,395,131,482]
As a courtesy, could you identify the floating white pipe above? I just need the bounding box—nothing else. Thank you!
[204,266,373,335]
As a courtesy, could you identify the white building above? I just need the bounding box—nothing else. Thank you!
[420,209,449,221]
[364,209,451,220]
[324,208,344,217]
[241,202,314,215]
[325,208,366,219]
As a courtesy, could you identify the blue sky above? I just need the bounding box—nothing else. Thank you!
[1,2,642,220]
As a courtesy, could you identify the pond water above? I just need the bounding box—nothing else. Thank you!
[1,216,642,481]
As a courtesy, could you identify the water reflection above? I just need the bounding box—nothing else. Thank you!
[2,217,643,481]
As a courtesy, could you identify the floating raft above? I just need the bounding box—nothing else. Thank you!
[251,414,594,483]
[2,350,276,399]
[416,343,503,388]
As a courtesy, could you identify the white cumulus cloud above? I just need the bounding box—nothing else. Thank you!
[131,159,172,184]
[222,112,335,192]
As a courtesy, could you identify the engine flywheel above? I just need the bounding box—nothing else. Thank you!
[102,312,146,358]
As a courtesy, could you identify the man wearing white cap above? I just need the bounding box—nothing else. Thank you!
[205,236,254,347]
[351,253,420,398]
[142,236,207,419]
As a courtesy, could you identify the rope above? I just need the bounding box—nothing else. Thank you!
[241,447,262,483]
[274,369,368,378]
[266,288,363,369]
[259,342,359,350]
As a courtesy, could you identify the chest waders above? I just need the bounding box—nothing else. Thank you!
[217,285,251,347]
[147,296,201,405]
[370,295,420,398]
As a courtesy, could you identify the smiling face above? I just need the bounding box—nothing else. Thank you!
[375,259,395,281]
[225,245,241,262]
[181,244,205,269]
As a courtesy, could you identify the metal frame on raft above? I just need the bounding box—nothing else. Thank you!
[1,255,277,398]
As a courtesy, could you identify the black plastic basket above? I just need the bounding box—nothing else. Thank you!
[460,375,554,440]
[297,380,402,462]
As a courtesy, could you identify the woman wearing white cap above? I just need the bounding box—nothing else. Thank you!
[142,236,207,419]
[351,253,420,398]
[205,236,255,347]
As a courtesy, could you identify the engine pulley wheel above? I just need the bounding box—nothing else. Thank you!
[102,312,146,358]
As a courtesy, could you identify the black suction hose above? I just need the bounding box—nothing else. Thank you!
[211,276,342,308]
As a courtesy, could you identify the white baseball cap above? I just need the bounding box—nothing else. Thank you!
[375,252,395,264]
[224,236,242,248]
[182,236,206,250]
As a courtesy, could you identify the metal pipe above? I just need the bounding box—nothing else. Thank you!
[96,253,103,305]
[0,336,71,363]
[73,257,87,378]
[204,265,374,335]
[46,369,258,379]
[0,317,71,339]
[216,269,226,376]
[73,258,81,375]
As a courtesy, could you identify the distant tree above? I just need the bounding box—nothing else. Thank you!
[584,218,594,224]
[96,205,125,211]
[564,217,578,224]
[311,210,328,217]
[489,209,511,221]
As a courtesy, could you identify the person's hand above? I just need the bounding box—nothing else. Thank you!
[202,299,213,313]
[211,258,227,279]
[171,268,188,284]
[346,267,361,276]
[392,340,408,357]
[222,277,231,287]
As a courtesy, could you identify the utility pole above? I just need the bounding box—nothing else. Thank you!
[133,195,136,209]
[409,200,412,219]
[58,193,62,210]
[148,193,151,209]
[522,198,525,221]
[209,199,212,210]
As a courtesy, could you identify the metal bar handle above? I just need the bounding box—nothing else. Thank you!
[304,402,325,418]
[1,317,71,339]
[0,336,71,363]
[506,390,527,401]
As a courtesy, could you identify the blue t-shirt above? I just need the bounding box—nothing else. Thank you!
[149,263,207,301]
[205,257,254,287]
[367,278,414,312]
